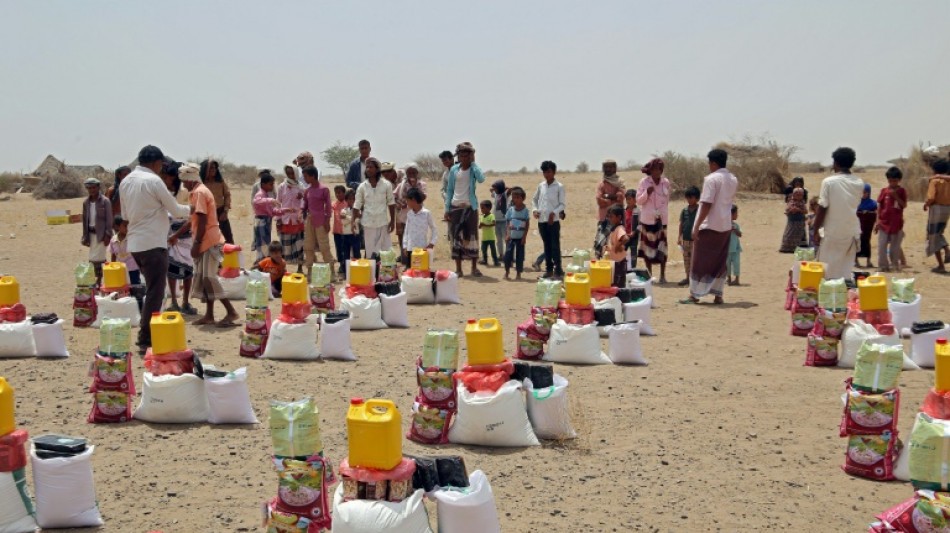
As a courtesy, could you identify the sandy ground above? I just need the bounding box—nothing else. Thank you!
[1,169,948,532]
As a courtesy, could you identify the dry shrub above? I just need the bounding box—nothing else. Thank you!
[715,135,797,194]
[891,144,947,201]
[0,172,22,193]
[413,153,444,183]
[32,170,85,199]
[789,161,824,175]
[653,150,707,196]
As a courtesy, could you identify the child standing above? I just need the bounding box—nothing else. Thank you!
[855,183,877,268]
[807,196,820,249]
[109,216,141,286]
[252,171,284,263]
[331,185,347,275]
[605,205,630,287]
[531,161,566,279]
[779,187,808,254]
[478,200,499,266]
[339,189,361,266]
[875,166,907,271]
[81,177,113,286]
[677,187,700,286]
[491,180,509,264]
[253,242,287,297]
[401,188,438,268]
[727,205,742,286]
[624,189,639,270]
[505,187,531,280]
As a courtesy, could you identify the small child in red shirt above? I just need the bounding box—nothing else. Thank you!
[254,241,287,296]
[875,166,907,272]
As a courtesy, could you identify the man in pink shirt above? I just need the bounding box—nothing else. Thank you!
[183,169,239,327]
[301,165,334,279]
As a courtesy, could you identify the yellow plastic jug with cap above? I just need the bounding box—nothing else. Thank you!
[411,249,430,272]
[281,273,309,304]
[798,262,824,291]
[588,260,612,289]
[349,259,372,286]
[936,339,950,392]
[150,312,187,354]
[221,247,241,270]
[346,398,402,470]
[102,262,128,289]
[0,377,14,437]
[564,272,592,306]
[465,318,505,366]
[0,276,20,307]
[858,275,888,311]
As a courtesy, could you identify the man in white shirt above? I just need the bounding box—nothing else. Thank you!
[353,157,396,259]
[531,160,567,278]
[813,147,864,279]
[682,149,738,304]
[119,145,191,348]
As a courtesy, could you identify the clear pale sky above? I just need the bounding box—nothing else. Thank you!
[2,1,947,174]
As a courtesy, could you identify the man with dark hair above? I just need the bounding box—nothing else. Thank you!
[444,142,485,276]
[532,160,566,278]
[302,165,334,278]
[107,165,131,217]
[119,145,191,348]
[346,140,372,190]
[680,148,738,304]
[812,147,864,279]
[925,158,950,272]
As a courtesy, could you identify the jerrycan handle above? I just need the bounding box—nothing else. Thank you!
[478,318,498,330]
[365,399,394,414]
[866,276,885,285]
[161,312,179,321]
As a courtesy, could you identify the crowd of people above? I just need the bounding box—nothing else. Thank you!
[779,150,950,275]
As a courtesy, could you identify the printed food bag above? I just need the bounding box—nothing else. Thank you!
[805,334,838,366]
[416,357,456,408]
[87,391,131,423]
[89,353,135,393]
[842,431,896,481]
[853,342,905,393]
[265,500,316,533]
[794,247,816,261]
[240,332,267,358]
[534,279,562,308]
[272,455,331,532]
[530,306,557,338]
[309,284,335,312]
[818,278,848,311]
[378,264,399,283]
[910,413,950,491]
[840,380,899,436]
[75,263,96,287]
[422,329,459,370]
[515,322,545,361]
[73,285,95,304]
[891,277,916,304]
[98,318,132,355]
[876,490,950,533]
[270,398,323,459]
[795,288,818,309]
[407,402,454,445]
[813,308,846,339]
[790,310,817,337]
[310,263,332,288]
[73,306,96,328]
[245,307,270,335]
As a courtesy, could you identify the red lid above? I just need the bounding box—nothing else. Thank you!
[350,397,364,405]
[938,339,948,345]
[151,312,160,316]
[566,272,574,277]
[858,276,867,281]
[801,262,807,266]
[467,318,476,324]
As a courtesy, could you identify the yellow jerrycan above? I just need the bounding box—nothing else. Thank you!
[588,260,613,289]
[150,312,187,354]
[346,398,402,470]
[0,276,20,307]
[281,273,309,305]
[798,262,824,291]
[349,259,373,286]
[465,318,505,366]
[857,275,888,311]
[411,249,430,272]
[0,377,14,437]
[102,262,128,289]
[936,339,950,392]
[564,272,592,306]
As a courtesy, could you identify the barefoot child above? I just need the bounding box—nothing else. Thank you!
[505,187,531,280]
[677,187,700,286]
[109,216,140,286]
[401,188,438,268]
[253,241,287,297]
[81,178,113,286]
[605,205,630,287]
[252,170,284,263]
[727,205,742,286]
[875,166,907,272]
[478,200,499,266]
[340,190,361,266]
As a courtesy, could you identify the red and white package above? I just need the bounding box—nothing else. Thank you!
[271,455,331,532]
[407,402,455,445]
[840,380,899,436]
[87,390,131,423]
[804,334,838,367]
[89,353,136,394]
[415,357,456,408]
[790,306,817,337]
[240,332,267,358]
[842,431,897,481]
[515,321,545,361]
[309,284,335,312]
[812,308,846,339]
[530,306,557,338]
[245,307,271,335]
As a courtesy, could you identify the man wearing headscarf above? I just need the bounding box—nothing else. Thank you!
[595,159,625,221]
[636,157,671,283]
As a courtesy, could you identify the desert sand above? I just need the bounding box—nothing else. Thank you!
[1,169,948,532]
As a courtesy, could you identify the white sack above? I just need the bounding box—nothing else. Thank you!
[429,471,501,533]
[339,295,387,330]
[593,296,622,337]
[93,294,140,327]
[838,320,902,369]
[911,325,950,368]
[888,294,922,335]
[218,272,249,300]
[205,367,259,424]
[32,319,69,358]
[320,317,356,361]
[435,271,461,304]
[622,297,655,335]
[332,485,432,533]
[544,320,611,365]
[31,446,103,529]
[380,291,410,328]
[524,375,576,440]
[134,372,209,423]
[626,275,656,308]
[448,380,539,447]
[263,319,320,360]
[0,470,37,533]
[0,320,36,358]
[605,321,648,365]
[402,275,435,304]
